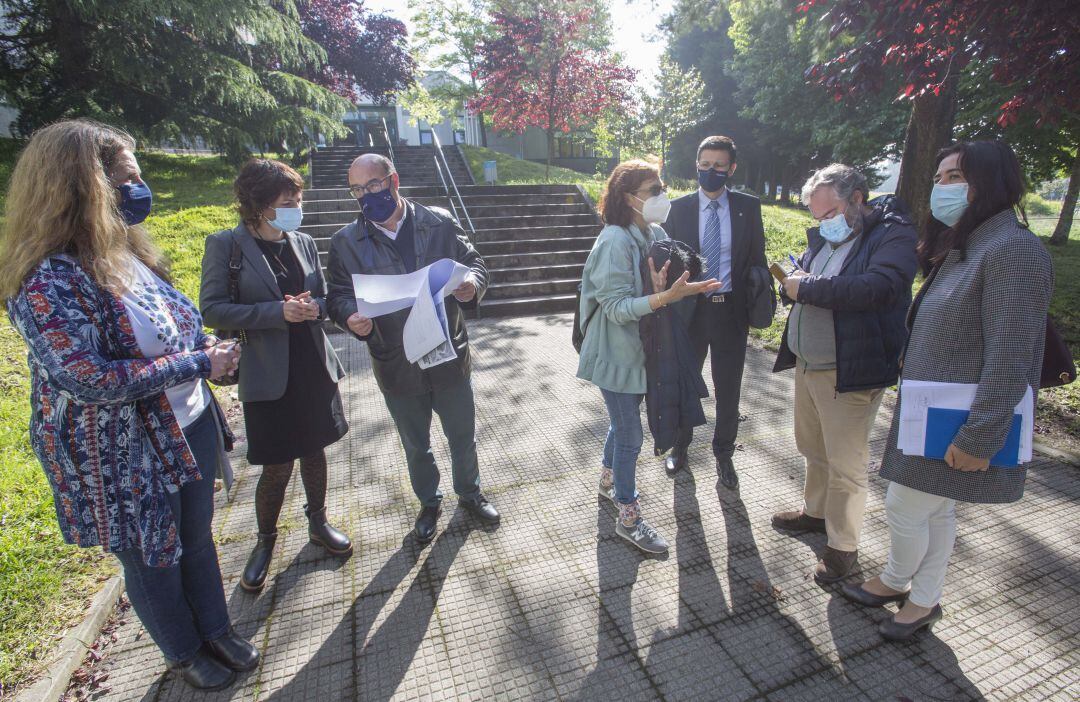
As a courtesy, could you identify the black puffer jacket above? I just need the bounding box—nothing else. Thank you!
[773,194,918,392]
[639,239,709,455]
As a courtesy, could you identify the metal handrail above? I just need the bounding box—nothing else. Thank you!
[381,117,395,164]
[430,131,476,236]
[432,150,463,225]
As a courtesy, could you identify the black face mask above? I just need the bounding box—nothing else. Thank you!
[698,168,729,192]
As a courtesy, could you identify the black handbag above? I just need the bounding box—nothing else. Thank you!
[208,236,245,387]
[1041,315,1076,388]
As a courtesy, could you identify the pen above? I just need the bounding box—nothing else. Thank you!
[787,254,801,271]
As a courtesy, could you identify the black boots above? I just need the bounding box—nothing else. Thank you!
[306,504,353,556]
[206,626,260,671]
[171,648,235,691]
[241,532,277,592]
[242,507,351,592]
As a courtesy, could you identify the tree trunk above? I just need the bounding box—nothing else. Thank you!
[766,162,779,201]
[479,112,488,148]
[660,124,667,181]
[1049,149,1079,246]
[896,76,958,235]
[546,127,554,180]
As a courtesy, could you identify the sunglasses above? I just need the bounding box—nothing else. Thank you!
[634,183,667,198]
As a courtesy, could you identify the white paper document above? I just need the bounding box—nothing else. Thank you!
[897,380,1034,463]
[352,259,473,369]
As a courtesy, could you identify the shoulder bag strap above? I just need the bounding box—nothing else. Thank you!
[227,234,247,345]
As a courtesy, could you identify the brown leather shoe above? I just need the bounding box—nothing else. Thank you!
[814,546,859,584]
[771,510,827,534]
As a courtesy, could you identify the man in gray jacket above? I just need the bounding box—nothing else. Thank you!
[326,154,499,544]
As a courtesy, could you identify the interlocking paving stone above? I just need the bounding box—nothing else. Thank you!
[88,315,1080,700]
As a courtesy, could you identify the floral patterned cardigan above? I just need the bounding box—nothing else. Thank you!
[7,256,231,567]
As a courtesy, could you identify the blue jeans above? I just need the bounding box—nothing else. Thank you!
[113,407,231,662]
[383,377,482,508]
[600,389,643,505]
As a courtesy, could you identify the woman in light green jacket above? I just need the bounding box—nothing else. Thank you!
[577,160,719,553]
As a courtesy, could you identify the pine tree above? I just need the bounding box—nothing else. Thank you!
[0,0,362,162]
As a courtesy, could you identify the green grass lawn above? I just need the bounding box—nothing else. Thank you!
[0,140,240,693]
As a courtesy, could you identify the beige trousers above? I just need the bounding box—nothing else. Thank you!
[794,367,884,551]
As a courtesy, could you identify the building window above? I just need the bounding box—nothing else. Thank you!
[419,130,434,145]
[454,130,466,145]
[554,133,596,159]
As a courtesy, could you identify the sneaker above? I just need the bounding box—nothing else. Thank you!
[616,518,669,554]
[598,476,615,504]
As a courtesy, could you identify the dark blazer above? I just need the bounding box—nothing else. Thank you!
[325,201,488,397]
[772,195,918,393]
[200,223,345,403]
[661,189,769,327]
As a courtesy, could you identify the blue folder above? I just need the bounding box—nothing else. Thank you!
[923,407,1022,468]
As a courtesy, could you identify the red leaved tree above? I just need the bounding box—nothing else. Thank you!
[297,0,415,103]
[799,0,1080,233]
[471,7,635,178]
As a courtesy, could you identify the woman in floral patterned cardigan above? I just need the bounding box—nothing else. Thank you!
[0,120,255,691]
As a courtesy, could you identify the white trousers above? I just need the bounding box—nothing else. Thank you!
[880,482,957,608]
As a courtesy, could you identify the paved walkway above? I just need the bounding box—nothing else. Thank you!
[94,315,1079,701]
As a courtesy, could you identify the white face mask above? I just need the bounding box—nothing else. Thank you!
[633,193,672,224]
[268,205,303,232]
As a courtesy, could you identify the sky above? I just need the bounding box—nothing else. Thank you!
[363,0,675,91]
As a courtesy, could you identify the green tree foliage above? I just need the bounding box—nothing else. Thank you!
[408,0,492,144]
[662,1,768,187]
[638,55,712,178]
[397,73,468,131]
[727,0,906,179]
[0,0,354,162]
[661,0,906,198]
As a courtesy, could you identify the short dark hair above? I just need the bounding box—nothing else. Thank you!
[234,159,304,224]
[917,140,1027,273]
[696,135,737,163]
[600,160,662,227]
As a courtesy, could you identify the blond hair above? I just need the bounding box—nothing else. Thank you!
[0,119,168,299]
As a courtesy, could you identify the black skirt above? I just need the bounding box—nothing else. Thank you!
[243,237,348,465]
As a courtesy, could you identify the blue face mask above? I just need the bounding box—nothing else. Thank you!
[819,211,853,244]
[360,188,398,224]
[268,206,303,232]
[698,168,729,192]
[930,183,969,227]
[118,182,153,225]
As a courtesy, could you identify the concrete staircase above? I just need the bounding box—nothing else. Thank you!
[304,149,601,317]
[310,145,474,189]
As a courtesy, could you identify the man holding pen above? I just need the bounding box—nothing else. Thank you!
[771,164,918,584]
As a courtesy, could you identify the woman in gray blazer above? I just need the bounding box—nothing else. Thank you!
[841,141,1054,641]
[200,159,351,592]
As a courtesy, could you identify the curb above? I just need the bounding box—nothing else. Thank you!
[16,575,125,702]
[1034,440,1080,467]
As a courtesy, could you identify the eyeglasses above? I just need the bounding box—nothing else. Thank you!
[634,183,667,198]
[696,161,730,172]
[348,174,392,198]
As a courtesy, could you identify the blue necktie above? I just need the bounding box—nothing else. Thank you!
[701,199,725,293]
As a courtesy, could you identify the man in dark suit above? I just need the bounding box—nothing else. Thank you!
[661,136,768,490]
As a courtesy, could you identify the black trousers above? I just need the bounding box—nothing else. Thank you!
[674,297,749,460]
